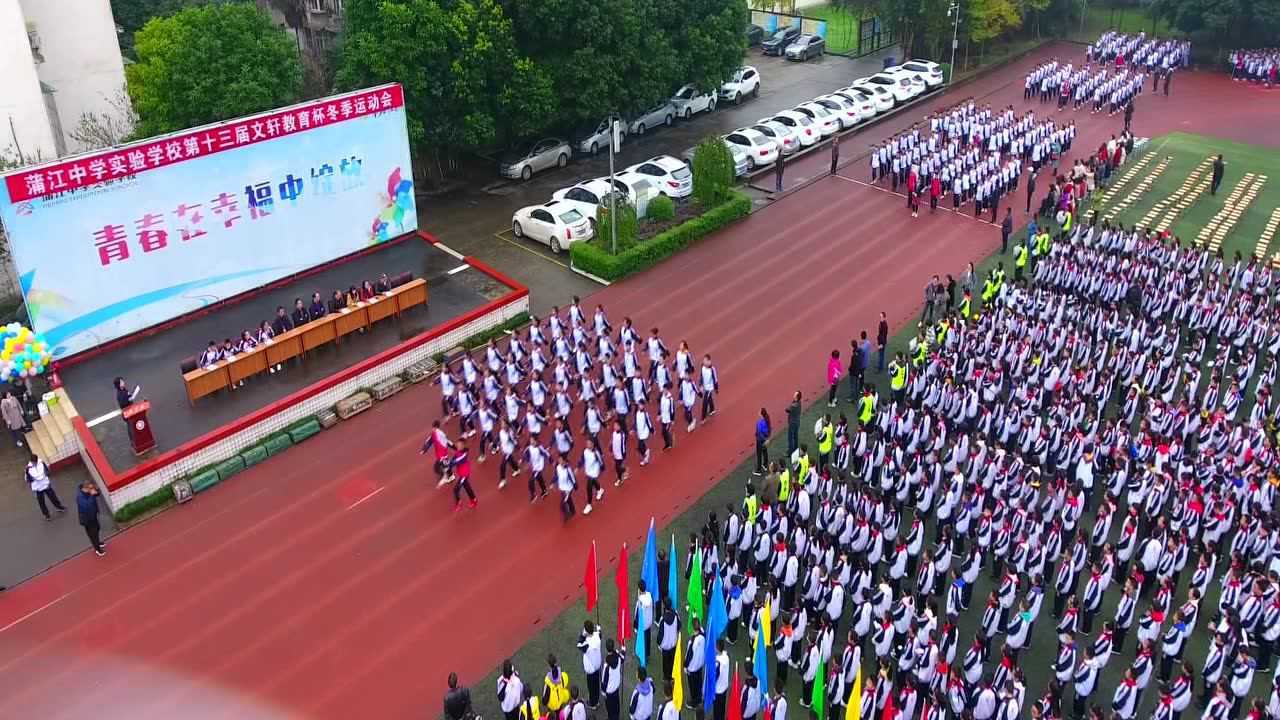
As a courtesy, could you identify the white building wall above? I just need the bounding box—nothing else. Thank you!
[19,0,130,155]
[0,0,57,163]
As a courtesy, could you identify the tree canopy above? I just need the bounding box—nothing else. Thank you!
[125,3,303,137]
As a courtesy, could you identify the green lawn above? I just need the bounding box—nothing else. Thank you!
[803,4,865,55]
[456,134,1280,719]
[1066,3,1178,43]
[1092,132,1280,262]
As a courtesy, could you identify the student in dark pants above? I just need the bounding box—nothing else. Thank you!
[77,480,106,556]
[774,156,785,193]
[1001,208,1014,253]
[786,392,802,458]
[26,453,65,520]
[754,409,771,476]
[1212,155,1226,195]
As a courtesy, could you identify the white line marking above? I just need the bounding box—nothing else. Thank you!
[447,264,470,275]
[87,410,122,428]
[345,486,385,511]
[0,592,72,634]
[433,241,466,260]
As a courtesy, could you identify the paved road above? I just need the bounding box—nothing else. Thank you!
[417,47,900,311]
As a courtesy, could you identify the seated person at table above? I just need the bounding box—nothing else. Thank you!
[221,338,244,389]
[272,305,294,335]
[328,290,346,314]
[237,330,258,353]
[309,292,328,319]
[346,285,362,308]
[375,273,392,293]
[361,280,377,300]
[257,321,283,374]
[199,341,222,369]
[292,298,311,327]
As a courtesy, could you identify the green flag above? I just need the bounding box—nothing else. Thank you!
[812,656,826,720]
[686,548,703,634]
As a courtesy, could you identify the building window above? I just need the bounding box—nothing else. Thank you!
[309,0,325,12]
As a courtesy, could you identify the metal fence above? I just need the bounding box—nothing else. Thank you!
[750,9,896,58]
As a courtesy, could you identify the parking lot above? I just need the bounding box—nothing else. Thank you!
[419,47,901,305]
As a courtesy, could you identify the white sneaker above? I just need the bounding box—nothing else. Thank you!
[436,476,450,488]
[498,479,507,489]
[584,504,593,515]
[595,488,604,500]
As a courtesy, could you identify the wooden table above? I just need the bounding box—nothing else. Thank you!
[182,278,428,404]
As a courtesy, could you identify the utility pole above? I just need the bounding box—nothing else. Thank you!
[947,2,960,79]
[608,119,620,255]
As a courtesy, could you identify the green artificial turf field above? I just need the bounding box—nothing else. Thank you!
[455,133,1280,720]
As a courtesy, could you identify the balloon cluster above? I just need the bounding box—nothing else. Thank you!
[0,323,52,381]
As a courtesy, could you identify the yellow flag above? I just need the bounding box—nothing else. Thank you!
[845,666,862,720]
[672,632,685,712]
[760,596,773,648]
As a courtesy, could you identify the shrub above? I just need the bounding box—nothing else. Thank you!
[939,62,953,84]
[594,197,640,254]
[647,194,676,221]
[114,484,177,523]
[571,190,751,281]
[692,137,735,205]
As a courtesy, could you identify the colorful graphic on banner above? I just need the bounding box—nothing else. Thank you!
[0,84,417,359]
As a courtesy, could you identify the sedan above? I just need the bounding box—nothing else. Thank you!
[850,82,896,111]
[724,141,750,177]
[785,35,825,61]
[860,72,915,103]
[512,200,593,253]
[498,138,571,181]
[813,94,862,129]
[751,120,801,156]
[794,102,839,138]
[552,178,630,224]
[720,66,761,104]
[745,24,765,46]
[671,84,717,119]
[724,127,780,169]
[573,114,625,156]
[628,101,676,136]
[768,111,819,148]
[761,26,801,55]
[830,88,878,119]
[625,154,693,198]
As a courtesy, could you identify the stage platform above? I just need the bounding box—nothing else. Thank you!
[58,237,505,473]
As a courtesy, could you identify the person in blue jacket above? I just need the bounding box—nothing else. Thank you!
[754,408,771,476]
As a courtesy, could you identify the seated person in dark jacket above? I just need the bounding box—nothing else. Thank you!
[375,273,391,293]
[291,298,311,327]
[308,291,328,319]
[271,305,294,335]
[328,289,346,314]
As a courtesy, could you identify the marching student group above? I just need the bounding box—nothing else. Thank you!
[421,296,720,519]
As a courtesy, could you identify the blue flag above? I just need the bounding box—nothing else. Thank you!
[642,519,659,605]
[635,602,647,668]
[753,626,769,697]
[668,534,679,611]
[702,574,727,711]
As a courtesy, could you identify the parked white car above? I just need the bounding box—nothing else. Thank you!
[767,111,819,148]
[895,59,946,87]
[624,154,693,198]
[724,127,780,169]
[861,71,918,102]
[831,87,878,118]
[751,120,801,156]
[551,178,627,224]
[512,200,593,253]
[849,82,895,112]
[671,84,717,119]
[794,102,839,138]
[724,140,750,177]
[628,101,676,135]
[720,66,762,104]
[813,94,862,129]
[881,66,928,96]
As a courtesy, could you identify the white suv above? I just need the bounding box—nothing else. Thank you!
[720,66,761,104]
[625,155,693,198]
[671,84,717,119]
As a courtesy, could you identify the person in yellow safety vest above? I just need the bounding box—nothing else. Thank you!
[743,483,759,524]
[960,290,972,319]
[858,387,876,426]
[816,414,834,473]
[1014,243,1029,282]
[542,655,571,714]
[889,354,907,403]
[518,686,542,720]
[981,275,997,304]
[1062,209,1073,233]
[1036,230,1051,259]
[936,318,950,346]
[913,334,928,367]
[794,445,811,485]
[776,463,791,503]
[993,263,1006,289]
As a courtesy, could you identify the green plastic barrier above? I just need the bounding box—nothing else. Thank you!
[241,444,269,468]
[215,455,245,481]
[190,469,221,494]
[288,418,322,444]
[265,433,293,456]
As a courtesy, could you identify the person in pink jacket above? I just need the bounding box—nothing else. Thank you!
[826,349,842,408]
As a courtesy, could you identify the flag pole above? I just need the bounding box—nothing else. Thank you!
[593,540,601,628]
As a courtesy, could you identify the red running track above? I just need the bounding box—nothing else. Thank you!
[0,42,1275,720]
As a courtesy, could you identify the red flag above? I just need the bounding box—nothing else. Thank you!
[615,542,631,643]
[727,667,743,720]
[880,691,896,720]
[586,541,599,612]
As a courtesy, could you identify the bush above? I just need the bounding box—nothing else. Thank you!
[647,194,676,221]
[114,484,177,523]
[692,137,735,205]
[939,62,953,84]
[571,190,751,281]
[594,198,640,254]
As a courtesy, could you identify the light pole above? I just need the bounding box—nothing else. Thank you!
[608,119,621,255]
[947,1,960,79]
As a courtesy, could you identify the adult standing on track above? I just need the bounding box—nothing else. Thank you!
[785,391,802,458]
[1026,171,1037,214]
[876,313,889,372]
[830,133,840,176]
[1001,207,1014,253]
[76,479,106,557]
[26,452,65,521]
[753,408,770,476]
[1212,154,1226,195]
[826,350,842,408]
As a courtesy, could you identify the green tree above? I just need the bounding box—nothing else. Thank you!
[338,0,555,182]
[126,3,303,137]
[691,136,735,205]
[674,0,750,95]
[111,0,200,56]
[965,0,1023,62]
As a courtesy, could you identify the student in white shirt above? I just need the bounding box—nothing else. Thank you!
[699,355,719,420]
[577,621,603,708]
[26,453,66,520]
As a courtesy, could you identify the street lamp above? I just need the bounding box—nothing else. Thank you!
[947,2,960,79]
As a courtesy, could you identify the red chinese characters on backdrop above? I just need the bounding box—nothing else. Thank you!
[3,85,404,204]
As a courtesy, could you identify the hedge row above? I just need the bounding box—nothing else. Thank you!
[570,190,751,281]
[431,312,531,364]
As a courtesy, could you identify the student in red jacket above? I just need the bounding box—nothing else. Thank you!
[930,175,942,213]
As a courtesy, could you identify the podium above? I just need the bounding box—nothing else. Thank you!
[123,401,157,456]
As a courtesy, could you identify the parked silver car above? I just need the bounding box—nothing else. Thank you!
[573,114,626,156]
[499,138,572,181]
[627,101,677,136]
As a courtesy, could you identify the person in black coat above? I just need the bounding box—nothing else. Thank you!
[77,480,106,556]
[291,298,311,327]
[308,292,327,319]
[271,306,295,335]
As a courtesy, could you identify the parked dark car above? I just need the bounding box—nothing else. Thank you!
[785,34,826,62]
[745,24,765,46]
[761,26,801,56]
